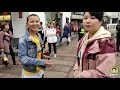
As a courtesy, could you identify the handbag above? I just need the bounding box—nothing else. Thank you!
[68,37,71,42]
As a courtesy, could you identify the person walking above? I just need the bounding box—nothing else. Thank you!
[73,24,78,35]
[38,22,44,41]
[78,24,85,41]
[43,22,50,50]
[46,22,57,58]
[73,12,116,78]
[60,23,70,45]
[0,21,15,68]
[56,25,61,44]
[18,14,52,78]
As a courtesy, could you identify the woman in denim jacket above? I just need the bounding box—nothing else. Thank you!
[18,14,52,78]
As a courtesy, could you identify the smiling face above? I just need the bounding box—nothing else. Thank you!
[26,15,40,33]
[83,12,102,34]
[1,22,10,30]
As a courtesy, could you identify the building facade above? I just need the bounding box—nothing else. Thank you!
[71,12,84,26]
[105,12,120,24]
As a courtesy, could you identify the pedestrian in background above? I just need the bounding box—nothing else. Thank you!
[43,22,50,50]
[67,22,72,37]
[73,12,116,78]
[0,29,8,68]
[46,22,57,58]
[70,23,73,37]
[0,21,16,68]
[78,23,85,41]
[56,25,61,44]
[73,23,78,35]
[60,23,70,45]
[18,14,52,78]
[38,22,44,41]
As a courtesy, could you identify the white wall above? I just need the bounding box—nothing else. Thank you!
[106,12,120,18]
[11,12,46,38]
[62,12,71,29]
[11,12,29,38]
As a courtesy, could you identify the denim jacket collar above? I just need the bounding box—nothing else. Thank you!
[25,29,43,44]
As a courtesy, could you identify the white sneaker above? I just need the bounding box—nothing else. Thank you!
[54,54,56,58]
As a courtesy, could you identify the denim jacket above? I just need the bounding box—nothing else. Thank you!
[18,30,45,72]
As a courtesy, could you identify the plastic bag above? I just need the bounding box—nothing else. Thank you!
[68,37,71,42]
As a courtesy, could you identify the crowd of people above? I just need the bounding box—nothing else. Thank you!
[0,12,118,78]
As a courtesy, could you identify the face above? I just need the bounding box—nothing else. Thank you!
[47,23,50,28]
[50,23,54,28]
[5,24,9,30]
[57,26,59,28]
[83,12,102,33]
[112,69,116,73]
[26,16,40,32]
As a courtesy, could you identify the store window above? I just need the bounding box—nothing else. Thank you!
[112,18,118,23]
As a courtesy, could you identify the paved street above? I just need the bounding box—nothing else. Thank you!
[0,34,78,78]
[0,35,120,78]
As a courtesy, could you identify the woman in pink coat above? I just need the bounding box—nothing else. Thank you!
[73,12,116,78]
[0,21,14,68]
[0,21,14,55]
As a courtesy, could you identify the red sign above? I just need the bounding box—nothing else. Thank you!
[2,12,9,15]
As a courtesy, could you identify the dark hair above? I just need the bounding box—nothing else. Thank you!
[27,14,40,23]
[84,12,104,21]
[1,21,9,30]
[112,68,116,70]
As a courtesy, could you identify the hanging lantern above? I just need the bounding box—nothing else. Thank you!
[19,12,23,18]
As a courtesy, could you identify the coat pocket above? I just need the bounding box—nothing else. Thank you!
[86,53,97,60]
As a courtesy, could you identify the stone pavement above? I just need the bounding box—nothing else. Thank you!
[44,37,78,78]
[0,34,78,78]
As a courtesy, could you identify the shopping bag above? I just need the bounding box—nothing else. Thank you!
[68,37,71,42]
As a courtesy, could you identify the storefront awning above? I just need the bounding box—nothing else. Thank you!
[71,15,83,19]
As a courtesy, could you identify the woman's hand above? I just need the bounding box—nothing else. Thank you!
[42,55,50,59]
[4,32,9,36]
[45,59,52,67]
[0,49,4,52]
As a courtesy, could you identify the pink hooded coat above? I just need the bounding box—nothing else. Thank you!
[73,26,116,78]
